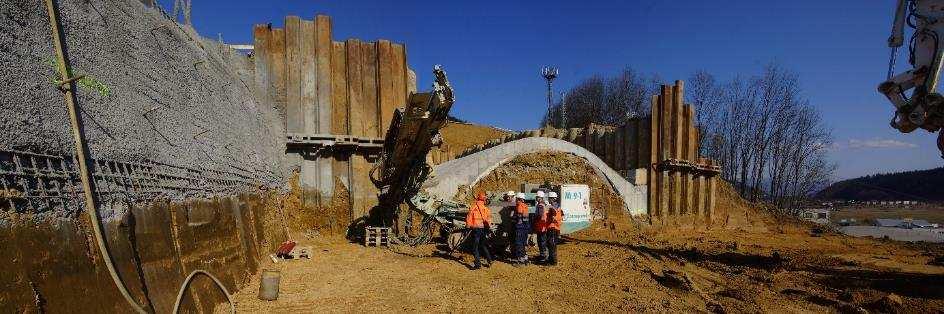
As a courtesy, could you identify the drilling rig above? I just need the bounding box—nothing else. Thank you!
[879,0,944,157]
[368,65,460,245]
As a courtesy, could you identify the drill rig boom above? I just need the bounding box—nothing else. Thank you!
[370,66,455,232]
[878,0,944,156]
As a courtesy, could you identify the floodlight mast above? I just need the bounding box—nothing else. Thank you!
[542,66,559,127]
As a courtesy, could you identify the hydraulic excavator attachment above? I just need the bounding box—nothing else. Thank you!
[879,0,944,157]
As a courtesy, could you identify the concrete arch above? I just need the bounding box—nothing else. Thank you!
[423,137,648,216]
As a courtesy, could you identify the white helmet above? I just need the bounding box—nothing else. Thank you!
[516,192,526,199]
[548,191,558,198]
[536,191,546,198]
[506,191,516,197]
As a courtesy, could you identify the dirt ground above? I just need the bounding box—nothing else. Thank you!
[225,148,944,313]
[224,214,944,313]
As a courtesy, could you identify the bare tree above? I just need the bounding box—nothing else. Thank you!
[543,68,659,128]
[543,63,834,211]
[694,64,835,209]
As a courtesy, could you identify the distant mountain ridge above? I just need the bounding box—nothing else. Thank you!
[816,167,944,202]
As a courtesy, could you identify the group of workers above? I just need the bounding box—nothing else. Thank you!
[464,190,563,270]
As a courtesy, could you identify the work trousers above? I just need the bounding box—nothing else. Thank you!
[546,229,560,264]
[514,227,529,261]
[471,228,492,267]
[536,231,548,259]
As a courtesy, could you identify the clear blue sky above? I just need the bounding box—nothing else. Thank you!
[166,0,941,180]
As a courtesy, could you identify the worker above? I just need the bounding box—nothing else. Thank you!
[499,190,517,258]
[466,191,493,269]
[548,191,560,210]
[512,192,530,265]
[544,194,563,266]
[533,190,548,262]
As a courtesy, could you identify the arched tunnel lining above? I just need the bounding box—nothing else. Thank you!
[463,151,627,217]
[424,137,647,216]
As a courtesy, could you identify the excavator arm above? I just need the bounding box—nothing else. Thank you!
[878,0,944,157]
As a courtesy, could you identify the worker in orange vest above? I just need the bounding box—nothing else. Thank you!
[544,191,563,266]
[466,192,493,269]
[512,192,530,265]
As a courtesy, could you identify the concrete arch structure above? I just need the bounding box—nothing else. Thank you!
[423,137,648,216]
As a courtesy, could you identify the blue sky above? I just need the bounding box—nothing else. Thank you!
[166,0,942,180]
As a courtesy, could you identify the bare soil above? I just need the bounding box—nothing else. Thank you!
[225,215,944,313]
[438,122,510,153]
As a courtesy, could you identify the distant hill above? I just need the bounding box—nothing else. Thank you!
[816,167,944,202]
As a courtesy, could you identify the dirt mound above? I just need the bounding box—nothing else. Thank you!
[713,181,776,231]
[437,122,510,153]
[276,172,352,236]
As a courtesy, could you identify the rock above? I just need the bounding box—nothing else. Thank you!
[839,290,854,302]
[836,302,868,314]
[705,300,725,314]
[879,293,905,312]
[652,269,695,291]
[874,293,903,313]
[718,288,750,301]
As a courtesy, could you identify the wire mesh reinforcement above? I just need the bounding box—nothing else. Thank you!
[0,149,255,214]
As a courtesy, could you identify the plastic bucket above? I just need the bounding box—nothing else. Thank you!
[257,269,281,301]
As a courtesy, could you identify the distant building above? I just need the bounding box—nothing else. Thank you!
[838,218,857,226]
[874,218,935,229]
[799,208,830,224]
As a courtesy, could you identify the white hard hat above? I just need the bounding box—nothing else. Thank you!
[506,191,516,197]
[516,192,526,199]
[536,191,546,198]
[548,192,558,198]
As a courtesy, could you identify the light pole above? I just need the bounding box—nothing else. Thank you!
[541,66,558,127]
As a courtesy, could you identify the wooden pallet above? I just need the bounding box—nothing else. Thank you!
[364,227,392,247]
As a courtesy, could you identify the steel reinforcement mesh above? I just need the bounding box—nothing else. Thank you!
[0,149,254,215]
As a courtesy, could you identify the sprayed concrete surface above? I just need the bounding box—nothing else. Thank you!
[0,0,287,206]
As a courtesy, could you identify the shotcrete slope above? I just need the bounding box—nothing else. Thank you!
[0,0,286,204]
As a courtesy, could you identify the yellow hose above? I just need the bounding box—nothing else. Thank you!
[173,270,236,314]
[44,1,238,312]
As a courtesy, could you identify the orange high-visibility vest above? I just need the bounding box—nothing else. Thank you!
[466,194,491,228]
[533,202,547,233]
[515,201,528,216]
[546,207,563,231]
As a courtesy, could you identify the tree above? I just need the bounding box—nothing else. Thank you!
[687,64,835,210]
[544,63,834,211]
[542,68,660,128]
